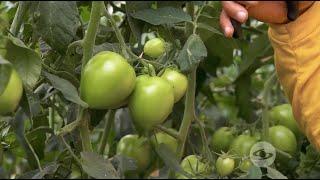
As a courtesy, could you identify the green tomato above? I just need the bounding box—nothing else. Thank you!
[229,135,258,158]
[210,127,235,153]
[268,125,297,155]
[216,156,235,177]
[239,159,253,172]
[116,134,152,172]
[176,155,210,179]
[80,51,136,109]
[129,76,174,132]
[151,131,178,153]
[269,104,302,137]
[143,38,165,58]
[0,69,23,115]
[161,68,188,103]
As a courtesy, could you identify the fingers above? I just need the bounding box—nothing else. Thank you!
[220,9,234,38]
[236,1,259,7]
[222,1,248,23]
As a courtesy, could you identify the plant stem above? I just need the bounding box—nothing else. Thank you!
[155,125,181,140]
[103,3,129,59]
[185,2,194,36]
[25,135,43,172]
[79,1,104,153]
[79,109,93,152]
[98,110,116,155]
[60,136,82,166]
[176,68,197,159]
[261,72,277,141]
[10,1,30,36]
[81,1,104,68]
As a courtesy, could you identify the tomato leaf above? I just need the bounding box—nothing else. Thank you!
[131,7,192,25]
[266,167,288,179]
[112,155,138,175]
[177,34,207,72]
[0,36,41,89]
[243,165,262,179]
[81,152,119,179]
[31,1,80,54]
[43,72,88,108]
[197,23,222,36]
[155,143,192,178]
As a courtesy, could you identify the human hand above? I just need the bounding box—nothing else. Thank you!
[220,1,315,38]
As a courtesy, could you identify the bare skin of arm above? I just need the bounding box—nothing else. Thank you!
[220,1,315,37]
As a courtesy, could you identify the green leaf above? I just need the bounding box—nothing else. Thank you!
[197,23,222,36]
[266,167,287,179]
[131,7,192,25]
[43,72,88,108]
[126,1,153,42]
[0,36,41,89]
[113,155,138,174]
[243,165,263,179]
[177,34,207,72]
[238,34,272,76]
[32,163,59,179]
[31,1,80,54]
[155,144,191,178]
[0,56,12,95]
[81,152,119,179]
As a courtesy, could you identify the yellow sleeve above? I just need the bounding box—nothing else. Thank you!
[268,2,320,150]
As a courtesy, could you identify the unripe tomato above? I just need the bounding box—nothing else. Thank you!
[161,68,188,103]
[268,125,297,155]
[116,134,152,172]
[239,159,253,172]
[229,135,258,158]
[80,51,136,109]
[269,104,302,137]
[151,130,178,153]
[0,69,23,115]
[129,76,174,131]
[210,127,235,153]
[143,38,165,58]
[216,156,235,177]
[176,155,210,179]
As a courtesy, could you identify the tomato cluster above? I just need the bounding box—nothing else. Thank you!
[80,38,188,175]
[210,106,299,177]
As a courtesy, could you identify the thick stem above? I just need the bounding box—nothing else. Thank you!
[155,125,181,140]
[99,110,116,155]
[261,72,277,141]
[79,1,104,152]
[79,110,93,152]
[10,1,30,36]
[176,68,197,159]
[81,1,104,68]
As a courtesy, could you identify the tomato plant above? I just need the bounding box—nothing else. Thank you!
[269,104,302,137]
[0,1,318,179]
[176,155,210,179]
[210,127,235,153]
[216,155,235,177]
[143,38,165,58]
[269,125,297,155]
[0,69,23,115]
[229,135,258,158]
[161,68,188,103]
[129,75,174,132]
[80,51,136,109]
[116,134,152,173]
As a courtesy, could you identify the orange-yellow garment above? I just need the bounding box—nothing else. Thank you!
[268,2,320,150]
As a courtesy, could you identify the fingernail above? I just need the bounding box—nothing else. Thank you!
[237,11,247,22]
[224,27,233,37]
